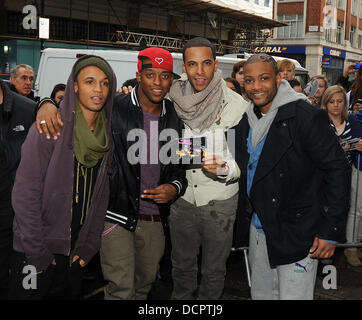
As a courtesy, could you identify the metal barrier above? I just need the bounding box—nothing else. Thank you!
[230,246,251,288]
[337,152,362,249]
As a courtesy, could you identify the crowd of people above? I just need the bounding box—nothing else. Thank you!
[0,38,361,301]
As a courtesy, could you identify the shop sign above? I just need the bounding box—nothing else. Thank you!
[323,47,346,58]
[253,46,306,54]
[322,56,331,66]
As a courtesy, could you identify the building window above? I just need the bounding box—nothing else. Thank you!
[277,14,303,38]
[264,0,270,7]
[336,20,343,44]
[325,27,335,42]
[350,25,356,46]
[351,0,357,15]
[255,0,259,4]
[337,0,345,10]
[359,30,362,49]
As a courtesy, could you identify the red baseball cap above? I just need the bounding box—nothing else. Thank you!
[137,47,180,79]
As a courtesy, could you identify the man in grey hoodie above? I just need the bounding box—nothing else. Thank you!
[233,54,351,300]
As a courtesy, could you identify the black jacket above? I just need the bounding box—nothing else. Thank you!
[106,87,187,232]
[9,83,38,102]
[0,79,36,212]
[233,99,351,267]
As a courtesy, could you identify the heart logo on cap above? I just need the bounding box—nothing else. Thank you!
[155,57,164,65]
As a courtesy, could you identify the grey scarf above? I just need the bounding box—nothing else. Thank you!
[169,70,224,133]
[246,80,305,148]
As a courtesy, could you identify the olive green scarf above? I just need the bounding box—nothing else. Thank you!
[74,102,109,168]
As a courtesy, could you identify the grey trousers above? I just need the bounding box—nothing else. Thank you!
[249,224,318,300]
[169,193,238,300]
[100,220,165,300]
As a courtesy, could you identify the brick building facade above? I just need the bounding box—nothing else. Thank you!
[266,0,362,85]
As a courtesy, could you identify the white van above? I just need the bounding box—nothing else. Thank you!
[35,48,309,99]
[223,53,309,88]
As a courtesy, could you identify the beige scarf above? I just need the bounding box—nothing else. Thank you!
[169,70,224,133]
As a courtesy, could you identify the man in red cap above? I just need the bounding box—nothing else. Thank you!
[34,47,187,300]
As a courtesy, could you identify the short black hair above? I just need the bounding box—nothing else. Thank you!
[244,53,279,75]
[182,37,216,62]
[288,79,301,88]
[122,78,138,88]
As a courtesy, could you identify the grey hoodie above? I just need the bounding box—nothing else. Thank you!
[246,79,309,148]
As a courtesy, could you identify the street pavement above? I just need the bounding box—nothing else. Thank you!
[83,247,362,300]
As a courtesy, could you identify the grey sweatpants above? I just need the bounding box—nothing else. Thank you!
[249,224,318,300]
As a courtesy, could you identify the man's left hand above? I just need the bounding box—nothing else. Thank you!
[309,237,336,259]
[141,184,177,204]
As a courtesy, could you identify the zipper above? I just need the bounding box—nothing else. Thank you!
[68,153,75,257]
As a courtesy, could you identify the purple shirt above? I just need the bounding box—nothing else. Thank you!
[139,109,160,215]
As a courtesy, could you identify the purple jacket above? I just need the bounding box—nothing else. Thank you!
[12,58,115,272]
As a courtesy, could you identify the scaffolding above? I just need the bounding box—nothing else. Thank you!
[111,30,239,54]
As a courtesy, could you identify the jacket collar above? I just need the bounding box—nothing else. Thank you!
[131,84,167,117]
[10,83,35,100]
[273,100,297,123]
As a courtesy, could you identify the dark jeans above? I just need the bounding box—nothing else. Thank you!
[0,213,13,300]
[8,251,83,300]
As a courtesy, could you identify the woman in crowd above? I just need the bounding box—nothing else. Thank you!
[347,65,362,110]
[50,83,66,104]
[308,75,328,108]
[231,61,245,93]
[224,77,242,95]
[277,59,295,81]
[321,85,362,267]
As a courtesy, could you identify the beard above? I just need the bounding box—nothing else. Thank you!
[245,82,278,109]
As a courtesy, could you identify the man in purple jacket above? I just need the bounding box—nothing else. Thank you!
[9,55,115,300]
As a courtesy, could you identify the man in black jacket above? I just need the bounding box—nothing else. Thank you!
[0,79,36,299]
[9,64,38,102]
[35,47,187,300]
[233,54,351,300]
[101,48,186,300]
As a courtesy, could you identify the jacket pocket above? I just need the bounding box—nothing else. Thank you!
[280,202,313,222]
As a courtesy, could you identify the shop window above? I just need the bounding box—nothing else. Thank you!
[277,14,303,39]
